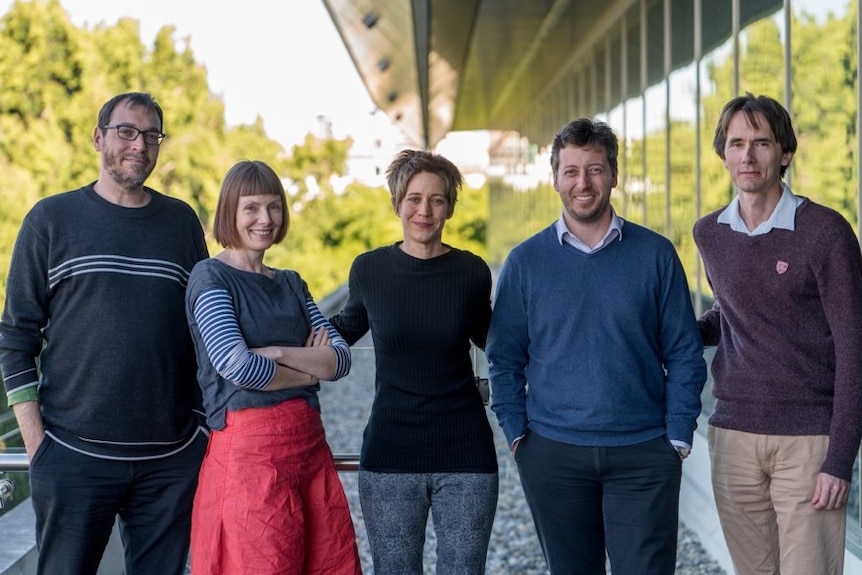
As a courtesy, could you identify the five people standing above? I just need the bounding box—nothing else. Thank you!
[695,93,862,575]
[2,91,861,575]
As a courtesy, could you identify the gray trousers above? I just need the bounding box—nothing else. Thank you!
[358,470,499,575]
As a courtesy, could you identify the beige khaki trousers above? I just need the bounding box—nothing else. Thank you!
[708,426,846,575]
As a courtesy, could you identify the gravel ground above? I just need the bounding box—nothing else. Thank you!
[319,345,726,575]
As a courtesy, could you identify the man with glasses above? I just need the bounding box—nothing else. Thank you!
[0,92,208,575]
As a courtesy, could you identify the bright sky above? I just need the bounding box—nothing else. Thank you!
[0,0,396,150]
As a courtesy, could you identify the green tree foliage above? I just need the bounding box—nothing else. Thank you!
[285,133,353,197]
[2,1,857,311]
[790,6,858,220]
[0,0,290,303]
[488,179,558,265]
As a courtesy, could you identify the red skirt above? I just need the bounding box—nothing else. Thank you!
[190,399,362,575]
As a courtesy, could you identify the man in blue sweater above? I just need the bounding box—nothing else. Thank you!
[487,118,706,574]
[0,92,208,575]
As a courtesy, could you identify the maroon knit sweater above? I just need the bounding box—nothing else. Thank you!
[694,199,862,481]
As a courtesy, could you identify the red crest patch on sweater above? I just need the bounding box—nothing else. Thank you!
[776,260,789,274]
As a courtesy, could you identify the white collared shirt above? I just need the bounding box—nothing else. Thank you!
[717,183,805,235]
[555,209,625,253]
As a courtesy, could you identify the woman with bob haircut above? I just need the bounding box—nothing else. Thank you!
[185,160,361,575]
[330,149,498,574]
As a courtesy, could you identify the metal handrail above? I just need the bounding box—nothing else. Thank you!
[331,453,361,472]
[0,451,359,513]
[0,452,360,473]
[0,453,27,472]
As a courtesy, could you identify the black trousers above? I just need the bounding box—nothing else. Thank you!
[29,431,207,575]
[516,431,682,575]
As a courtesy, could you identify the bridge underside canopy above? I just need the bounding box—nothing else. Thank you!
[323,0,780,149]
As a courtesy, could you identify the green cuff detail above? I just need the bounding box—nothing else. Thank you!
[7,387,39,407]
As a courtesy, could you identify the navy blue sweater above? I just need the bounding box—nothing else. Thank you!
[487,221,706,449]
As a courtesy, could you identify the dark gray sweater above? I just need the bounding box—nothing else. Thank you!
[0,184,208,458]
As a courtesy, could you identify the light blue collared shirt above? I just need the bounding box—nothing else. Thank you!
[554,209,624,253]
[717,183,805,235]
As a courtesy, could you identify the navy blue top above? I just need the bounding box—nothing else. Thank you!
[487,222,706,449]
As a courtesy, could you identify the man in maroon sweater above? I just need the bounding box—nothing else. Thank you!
[694,93,862,575]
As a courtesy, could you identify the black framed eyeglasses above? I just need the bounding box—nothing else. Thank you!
[102,124,166,146]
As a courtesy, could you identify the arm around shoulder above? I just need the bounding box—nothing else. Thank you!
[697,304,721,347]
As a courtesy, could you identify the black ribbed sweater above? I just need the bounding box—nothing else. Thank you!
[330,243,497,473]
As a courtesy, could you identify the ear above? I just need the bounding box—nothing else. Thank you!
[93,126,103,151]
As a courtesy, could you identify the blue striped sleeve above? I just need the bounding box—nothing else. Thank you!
[193,289,275,390]
[306,298,352,380]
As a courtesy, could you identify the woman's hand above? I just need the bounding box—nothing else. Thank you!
[306,327,331,347]
[250,328,338,387]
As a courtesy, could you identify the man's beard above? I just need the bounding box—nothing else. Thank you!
[103,149,154,190]
[566,196,609,224]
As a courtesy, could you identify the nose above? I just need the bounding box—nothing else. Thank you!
[128,133,147,151]
[574,171,591,189]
